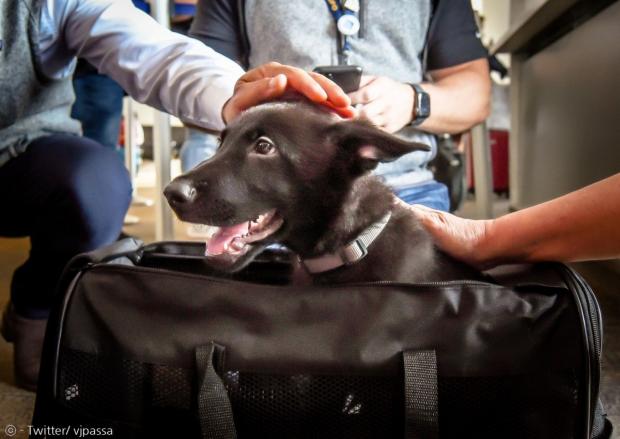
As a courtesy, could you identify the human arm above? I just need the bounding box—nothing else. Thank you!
[61,0,242,130]
[347,0,490,134]
[60,0,352,130]
[416,58,491,134]
[405,173,620,269]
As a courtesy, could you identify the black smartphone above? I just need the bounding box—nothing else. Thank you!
[313,65,362,93]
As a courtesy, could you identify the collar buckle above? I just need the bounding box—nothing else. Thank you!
[301,211,392,274]
[339,238,368,265]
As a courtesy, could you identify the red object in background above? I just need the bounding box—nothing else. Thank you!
[489,129,509,193]
[118,117,125,148]
[467,129,509,195]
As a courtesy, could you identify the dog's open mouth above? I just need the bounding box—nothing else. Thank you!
[205,209,284,265]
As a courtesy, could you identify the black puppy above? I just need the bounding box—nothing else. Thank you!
[165,101,476,283]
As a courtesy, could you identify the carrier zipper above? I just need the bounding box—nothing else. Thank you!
[325,279,498,288]
[558,264,603,439]
[86,264,498,289]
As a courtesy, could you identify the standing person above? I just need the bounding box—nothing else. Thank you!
[185,0,491,211]
[71,59,126,153]
[0,0,351,391]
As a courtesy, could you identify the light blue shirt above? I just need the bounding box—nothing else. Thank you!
[38,0,244,130]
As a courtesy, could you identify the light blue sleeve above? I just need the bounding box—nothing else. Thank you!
[40,0,244,130]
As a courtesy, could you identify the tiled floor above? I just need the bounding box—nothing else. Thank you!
[0,161,618,437]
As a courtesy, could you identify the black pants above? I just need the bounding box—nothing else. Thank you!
[0,134,132,318]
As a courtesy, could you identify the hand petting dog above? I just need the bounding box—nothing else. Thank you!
[222,62,355,123]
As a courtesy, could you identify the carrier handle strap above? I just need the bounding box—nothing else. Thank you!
[403,349,439,439]
[195,342,237,439]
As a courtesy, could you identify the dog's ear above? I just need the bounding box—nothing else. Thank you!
[327,119,431,171]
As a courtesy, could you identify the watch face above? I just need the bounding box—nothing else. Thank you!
[417,90,430,118]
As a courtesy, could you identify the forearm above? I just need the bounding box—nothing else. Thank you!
[418,59,491,135]
[64,0,243,130]
[480,173,620,265]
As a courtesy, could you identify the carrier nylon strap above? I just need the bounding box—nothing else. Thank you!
[195,342,237,439]
[404,350,439,439]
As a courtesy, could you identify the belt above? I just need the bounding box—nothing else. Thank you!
[0,141,29,167]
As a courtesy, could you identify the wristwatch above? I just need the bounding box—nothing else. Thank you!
[411,83,430,127]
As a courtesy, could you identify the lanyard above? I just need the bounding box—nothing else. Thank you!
[323,0,360,64]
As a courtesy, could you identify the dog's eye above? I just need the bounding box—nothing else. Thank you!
[253,137,276,155]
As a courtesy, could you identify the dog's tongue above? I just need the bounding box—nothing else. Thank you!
[206,222,249,256]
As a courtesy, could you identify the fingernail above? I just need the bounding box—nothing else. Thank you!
[269,74,286,89]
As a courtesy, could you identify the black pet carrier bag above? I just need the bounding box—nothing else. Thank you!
[32,239,613,438]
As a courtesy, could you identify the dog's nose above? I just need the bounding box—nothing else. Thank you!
[164,178,197,206]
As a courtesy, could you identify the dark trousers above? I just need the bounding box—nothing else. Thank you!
[0,134,132,318]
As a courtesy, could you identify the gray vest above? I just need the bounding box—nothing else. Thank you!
[0,0,81,162]
[244,0,436,187]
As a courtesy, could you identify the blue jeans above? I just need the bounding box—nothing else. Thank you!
[72,73,125,152]
[394,181,450,212]
[180,128,219,172]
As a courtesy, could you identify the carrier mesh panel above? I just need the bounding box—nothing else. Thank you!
[222,371,402,438]
[58,348,580,439]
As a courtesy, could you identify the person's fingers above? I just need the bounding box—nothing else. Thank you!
[222,74,287,123]
[358,75,376,88]
[348,75,376,103]
[308,71,351,108]
[320,99,356,118]
[407,203,492,269]
[401,200,457,243]
[366,113,387,129]
[358,99,385,120]
[348,76,383,105]
[408,204,448,234]
[356,100,388,129]
[239,62,327,101]
[239,62,295,84]
[405,202,434,212]
[261,63,332,101]
[234,62,354,118]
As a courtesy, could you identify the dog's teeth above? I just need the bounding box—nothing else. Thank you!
[231,239,245,251]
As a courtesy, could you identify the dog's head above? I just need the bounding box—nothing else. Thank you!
[165,101,430,272]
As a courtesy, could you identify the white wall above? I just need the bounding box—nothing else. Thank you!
[479,0,511,48]
[478,0,511,67]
